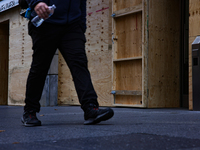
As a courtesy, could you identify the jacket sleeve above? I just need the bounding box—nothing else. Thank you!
[26,0,43,10]
[80,0,87,32]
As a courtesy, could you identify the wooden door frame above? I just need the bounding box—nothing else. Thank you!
[111,0,149,107]
[0,20,9,105]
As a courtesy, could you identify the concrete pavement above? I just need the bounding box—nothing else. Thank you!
[0,106,200,150]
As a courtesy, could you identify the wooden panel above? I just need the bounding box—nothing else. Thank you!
[112,0,143,107]
[86,0,112,106]
[115,12,142,59]
[189,0,200,37]
[113,0,142,12]
[114,59,142,105]
[148,0,180,108]
[189,37,194,110]
[189,0,200,110]
[115,95,142,105]
[9,17,32,106]
[115,60,142,91]
[9,67,29,105]
[112,4,142,18]
[58,0,113,106]
[113,56,142,62]
[142,0,149,107]
[0,21,9,105]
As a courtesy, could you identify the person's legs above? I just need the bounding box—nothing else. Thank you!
[22,22,60,126]
[58,21,99,110]
[59,21,114,125]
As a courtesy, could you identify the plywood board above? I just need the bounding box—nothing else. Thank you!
[142,0,149,107]
[58,0,113,106]
[115,60,142,91]
[148,0,180,108]
[189,0,200,37]
[113,0,142,12]
[189,37,195,110]
[115,95,142,105]
[9,67,29,105]
[114,59,142,105]
[115,12,142,59]
[0,7,32,106]
[188,0,200,110]
[112,0,143,106]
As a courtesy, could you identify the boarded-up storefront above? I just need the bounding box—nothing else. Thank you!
[0,0,198,110]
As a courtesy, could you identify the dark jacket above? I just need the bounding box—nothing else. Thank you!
[26,0,87,30]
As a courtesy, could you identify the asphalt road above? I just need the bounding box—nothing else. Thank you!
[0,106,200,150]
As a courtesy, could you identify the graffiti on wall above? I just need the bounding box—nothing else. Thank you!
[0,0,18,13]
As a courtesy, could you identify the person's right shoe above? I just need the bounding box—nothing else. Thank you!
[21,110,41,127]
[84,104,114,125]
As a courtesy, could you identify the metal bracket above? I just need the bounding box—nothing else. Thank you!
[112,35,114,44]
[111,13,116,18]
[111,90,116,104]
[112,33,117,44]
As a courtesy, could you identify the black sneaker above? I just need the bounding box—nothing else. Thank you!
[84,104,114,125]
[21,110,41,127]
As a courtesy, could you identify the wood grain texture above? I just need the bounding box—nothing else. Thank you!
[115,95,142,105]
[115,12,142,59]
[113,0,142,12]
[148,0,180,108]
[114,60,142,105]
[113,3,142,18]
[112,0,143,106]
[188,36,195,110]
[58,0,113,106]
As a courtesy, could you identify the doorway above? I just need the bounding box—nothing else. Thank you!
[0,20,9,105]
[180,0,189,108]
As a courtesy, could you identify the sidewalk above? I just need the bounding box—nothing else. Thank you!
[0,106,200,150]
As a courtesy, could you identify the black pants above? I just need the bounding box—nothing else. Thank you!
[24,21,98,113]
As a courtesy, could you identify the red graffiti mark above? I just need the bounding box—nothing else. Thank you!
[96,7,109,12]
[87,7,109,15]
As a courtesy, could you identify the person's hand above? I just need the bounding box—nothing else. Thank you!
[34,2,50,19]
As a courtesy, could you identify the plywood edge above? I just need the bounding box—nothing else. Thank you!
[142,0,149,108]
[112,0,117,92]
[113,104,145,108]
[189,36,196,110]
[113,56,142,62]
[112,3,142,18]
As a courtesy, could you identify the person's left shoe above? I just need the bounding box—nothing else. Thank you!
[84,104,114,125]
[21,110,41,127]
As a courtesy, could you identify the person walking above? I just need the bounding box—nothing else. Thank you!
[21,0,114,127]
